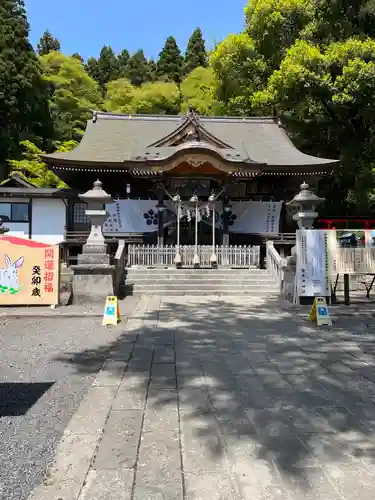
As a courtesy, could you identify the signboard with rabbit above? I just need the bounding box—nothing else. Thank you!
[0,236,59,305]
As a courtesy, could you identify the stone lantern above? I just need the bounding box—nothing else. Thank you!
[282,181,324,275]
[79,179,113,256]
[282,182,325,303]
[287,181,325,229]
[71,180,115,304]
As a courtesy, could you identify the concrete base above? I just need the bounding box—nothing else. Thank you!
[71,265,115,304]
[71,249,115,304]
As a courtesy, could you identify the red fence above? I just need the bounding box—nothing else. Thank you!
[316,217,375,230]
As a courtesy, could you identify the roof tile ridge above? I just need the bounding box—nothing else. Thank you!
[90,110,277,123]
[92,111,182,122]
[199,115,276,123]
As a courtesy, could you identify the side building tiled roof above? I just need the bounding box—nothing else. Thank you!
[43,112,338,171]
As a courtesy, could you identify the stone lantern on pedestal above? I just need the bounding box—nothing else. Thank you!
[71,180,115,304]
[283,182,325,304]
[287,181,325,230]
[79,180,113,259]
[284,182,325,267]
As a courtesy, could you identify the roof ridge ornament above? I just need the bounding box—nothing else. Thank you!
[185,106,201,141]
[187,105,200,123]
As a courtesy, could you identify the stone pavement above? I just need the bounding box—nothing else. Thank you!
[28,295,375,500]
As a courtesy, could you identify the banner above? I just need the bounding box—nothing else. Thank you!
[0,236,59,305]
[296,229,331,297]
[103,200,176,234]
[229,201,282,234]
[103,200,283,235]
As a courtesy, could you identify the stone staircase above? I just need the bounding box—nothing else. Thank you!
[121,267,280,296]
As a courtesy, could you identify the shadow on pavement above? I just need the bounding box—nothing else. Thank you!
[0,382,54,417]
[54,296,375,483]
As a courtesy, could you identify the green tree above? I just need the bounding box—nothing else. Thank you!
[184,28,208,74]
[305,0,375,44]
[104,78,135,113]
[132,81,181,114]
[180,67,224,115]
[157,36,183,83]
[0,0,52,178]
[126,50,152,86]
[148,58,157,81]
[72,53,84,63]
[245,0,312,69]
[252,38,375,213]
[104,79,181,114]
[8,139,77,187]
[96,46,120,90]
[85,56,101,83]
[37,29,61,55]
[40,52,102,140]
[118,49,130,76]
[210,33,267,114]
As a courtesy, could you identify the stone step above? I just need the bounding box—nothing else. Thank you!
[125,278,277,285]
[125,272,271,278]
[122,267,278,296]
[125,268,266,273]
[122,289,279,296]
[125,272,274,278]
[125,270,270,276]
[122,284,279,292]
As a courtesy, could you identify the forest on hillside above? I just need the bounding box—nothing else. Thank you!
[2,0,375,215]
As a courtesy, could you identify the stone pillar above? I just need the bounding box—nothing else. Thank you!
[71,180,115,304]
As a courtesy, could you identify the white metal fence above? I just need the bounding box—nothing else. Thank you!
[127,245,260,268]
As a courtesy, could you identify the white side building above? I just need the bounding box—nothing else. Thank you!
[0,174,75,245]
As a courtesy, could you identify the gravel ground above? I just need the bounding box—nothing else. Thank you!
[0,311,137,500]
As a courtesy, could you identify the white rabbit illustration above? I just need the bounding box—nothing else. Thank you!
[0,254,24,290]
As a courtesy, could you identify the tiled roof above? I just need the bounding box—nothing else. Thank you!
[43,112,338,169]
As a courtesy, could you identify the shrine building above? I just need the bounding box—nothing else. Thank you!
[38,109,337,258]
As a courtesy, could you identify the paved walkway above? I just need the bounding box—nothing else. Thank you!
[28,295,375,500]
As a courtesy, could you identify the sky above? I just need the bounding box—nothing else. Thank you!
[24,0,246,61]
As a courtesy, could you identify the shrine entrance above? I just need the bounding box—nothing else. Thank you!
[161,175,228,249]
[166,216,222,246]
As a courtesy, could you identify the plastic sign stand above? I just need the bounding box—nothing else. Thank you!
[309,297,332,326]
[103,296,120,326]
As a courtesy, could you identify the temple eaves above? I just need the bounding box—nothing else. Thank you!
[41,111,339,175]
